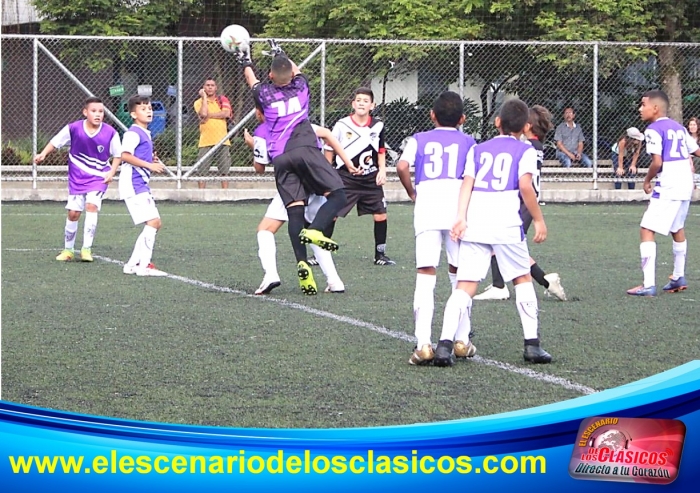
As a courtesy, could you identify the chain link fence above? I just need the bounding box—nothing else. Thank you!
[2,35,700,189]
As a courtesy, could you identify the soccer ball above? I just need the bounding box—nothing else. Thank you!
[220,24,251,54]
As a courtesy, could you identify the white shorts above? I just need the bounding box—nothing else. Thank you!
[640,199,690,236]
[264,193,326,224]
[66,191,105,212]
[415,230,460,268]
[124,192,160,225]
[456,240,531,283]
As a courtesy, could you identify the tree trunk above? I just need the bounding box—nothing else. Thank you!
[658,45,683,122]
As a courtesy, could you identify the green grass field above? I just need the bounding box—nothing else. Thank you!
[2,201,698,428]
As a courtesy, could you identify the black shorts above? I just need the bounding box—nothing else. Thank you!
[337,182,387,217]
[519,202,533,234]
[272,147,344,207]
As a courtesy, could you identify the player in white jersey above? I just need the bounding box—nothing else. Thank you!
[627,90,700,296]
[438,99,552,366]
[396,91,477,365]
[244,109,355,295]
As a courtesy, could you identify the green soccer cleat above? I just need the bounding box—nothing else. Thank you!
[299,229,339,252]
[297,260,318,295]
[80,247,93,262]
[55,249,74,261]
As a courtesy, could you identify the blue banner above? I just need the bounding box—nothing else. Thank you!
[2,361,699,491]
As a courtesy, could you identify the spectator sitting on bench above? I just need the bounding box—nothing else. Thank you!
[611,127,644,190]
[554,107,592,168]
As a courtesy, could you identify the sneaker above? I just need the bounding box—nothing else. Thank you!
[473,284,510,301]
[663,276,687,293]
[454,340,477,358]
[324,280,345,293]
[374,254,396,266]
[299,229,339,252]
[543,273,567,301]
[626,285,657,297]
[123,264,138,275]
[255,277,282,295]
[297,260,317,295]
[136,263,168,277]
[80,247,93,262]
[409,344,434,365]
[433,340,454,367]
[523,344,552,364]
[307,256,319,266]
[55,249,74,261]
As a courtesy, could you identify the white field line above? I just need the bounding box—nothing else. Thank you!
[3,247,597,395]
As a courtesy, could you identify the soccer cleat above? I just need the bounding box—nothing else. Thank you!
[307,256,319,266]
[473,284,510,301]
[299,229,339,252]
[297,260,317,295]
[626,285,657,297]
[663,276,687,293]
[56,249,74,261]
[136,263,168,277]
[80,247,93,262]
[123,263,138,275]
[523,344,552,364]
[454,340,477,359]
[255,277,282,295]
[543,273,567,301]
[374,254,396,266]
[324,280,345,293]
[409,344,434,365]
[433,340,455,367]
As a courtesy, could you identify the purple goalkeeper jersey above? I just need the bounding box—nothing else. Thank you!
[253,74,318,160]
[65,120,118,195]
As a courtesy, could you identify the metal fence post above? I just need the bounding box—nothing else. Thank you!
[177,39,183,190]
[320,41,326,128]
[32,37,38,190]
[592,42,599,191]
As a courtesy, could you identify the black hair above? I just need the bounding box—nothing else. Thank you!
[271,56,293,77]
[127,95,151,113]
[643,90,669,110]
[499,99,530,135]
[528,105,553,141]
[84,96,103,108]
[354,87,374,102]
[432,91,464,127]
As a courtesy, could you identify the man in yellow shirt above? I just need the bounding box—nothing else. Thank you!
[194,78,232,189]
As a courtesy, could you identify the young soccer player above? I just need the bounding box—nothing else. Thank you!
[236,41,358,292]
[396,91,477,365]
[243,109,354,295]
[324,88,395,265]
[438,98,553,367]
[474,105,567,302]
[34,97,121,262]
[119,95,168,277]
[627,90,700,296]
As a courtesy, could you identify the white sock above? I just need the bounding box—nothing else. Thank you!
[440,289,470,342]
[448,272,457,290]
[137,225,158,267]
[126,229,145,267]
[453,291,473,344]
[311,244,341,285]
[515,282,539,340]
[672,240,687,280]
[640,241,656,288]
[64,219,79,250]
[82,212,98,249]
[413,274,437,347]
[257,231,279,280]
